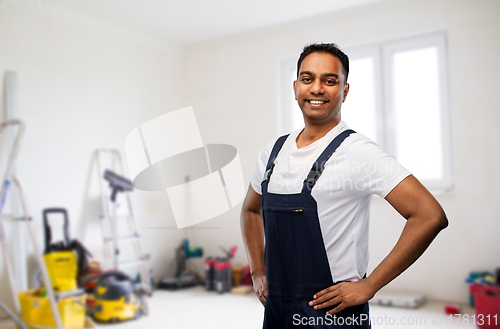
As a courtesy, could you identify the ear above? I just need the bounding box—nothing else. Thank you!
[342,83,350,103]
[293,80,298,100]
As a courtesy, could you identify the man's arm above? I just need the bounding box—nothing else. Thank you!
[240,184,267,307]
[310,175,448,314]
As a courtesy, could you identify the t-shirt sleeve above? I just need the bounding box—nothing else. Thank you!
[346,135,411,198]
[250,139,277,195]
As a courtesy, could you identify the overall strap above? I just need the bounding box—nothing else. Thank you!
[302,129,356,194]
[261,134,289,194]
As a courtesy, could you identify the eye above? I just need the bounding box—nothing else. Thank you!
[301,77,312,83]
[325,80,338,85]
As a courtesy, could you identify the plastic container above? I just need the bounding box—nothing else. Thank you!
[18,288,86,329]
[470,283,500,329]
[232,266,244,287]
[204,257,215,291]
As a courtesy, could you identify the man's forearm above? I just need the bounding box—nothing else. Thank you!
[365,212,448,295]
[240,209,266,275]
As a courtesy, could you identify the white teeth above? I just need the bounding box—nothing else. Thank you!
[309,100,325,104]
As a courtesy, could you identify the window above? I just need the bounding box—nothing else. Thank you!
[279,32,453,191]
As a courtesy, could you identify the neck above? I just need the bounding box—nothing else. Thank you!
[297,118,341,148]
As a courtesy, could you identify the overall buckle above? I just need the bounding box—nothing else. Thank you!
[304,169,321,187]
[262,162,276,184]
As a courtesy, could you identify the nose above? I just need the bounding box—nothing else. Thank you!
[309,79,324,95]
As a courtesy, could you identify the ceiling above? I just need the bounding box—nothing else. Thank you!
[50,0,384,46]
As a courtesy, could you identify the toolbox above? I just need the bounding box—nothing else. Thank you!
[470,283,500,329]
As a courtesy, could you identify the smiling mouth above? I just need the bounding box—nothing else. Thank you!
[308,100,328,105]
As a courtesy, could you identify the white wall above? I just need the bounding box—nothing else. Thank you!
[0,6,187,314]
[185,0,500,303]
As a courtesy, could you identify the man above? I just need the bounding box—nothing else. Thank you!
[240,43,448,328]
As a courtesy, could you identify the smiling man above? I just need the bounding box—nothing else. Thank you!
[240,43,448,328]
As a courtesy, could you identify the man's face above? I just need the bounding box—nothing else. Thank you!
[293,52,349,125]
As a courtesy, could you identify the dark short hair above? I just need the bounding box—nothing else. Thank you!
[296,43,349,83]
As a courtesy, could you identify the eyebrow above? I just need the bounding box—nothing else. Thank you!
[299,71,339,79]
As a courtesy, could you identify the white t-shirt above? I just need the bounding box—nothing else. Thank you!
[250,121,411,283]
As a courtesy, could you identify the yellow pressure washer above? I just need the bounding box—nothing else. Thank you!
[43,208,92,293]
[81,270,148,323]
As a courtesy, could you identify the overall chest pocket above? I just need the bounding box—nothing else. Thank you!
[262,207,309,243]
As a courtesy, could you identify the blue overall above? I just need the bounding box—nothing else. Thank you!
[261,130,371,329]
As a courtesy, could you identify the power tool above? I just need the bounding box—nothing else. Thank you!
[158,239,203,290]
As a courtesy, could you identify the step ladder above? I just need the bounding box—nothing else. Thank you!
[92,149,152,294]
[0,120,64,329]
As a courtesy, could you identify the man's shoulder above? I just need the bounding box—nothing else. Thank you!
[342,131,391,161]
[343,131,379,150]
[260,136,281,155]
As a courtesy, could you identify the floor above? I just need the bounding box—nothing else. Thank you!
[0,286,479,328]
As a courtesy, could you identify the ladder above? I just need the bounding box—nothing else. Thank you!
[92,149,152,293]
[0,120,63,329]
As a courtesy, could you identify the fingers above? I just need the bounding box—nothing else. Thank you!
[258,292,267,306]
[309,283,351,312]
[310,292,341,310]
[326,302,346,315]
[259,293,267,307]
[311,284,339,303]
[310,281,370,315]
[309,284,340,309]
[253,276,267,307]
[313,284,339,299]
[261,281,268,306]
[258,283,267,306]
